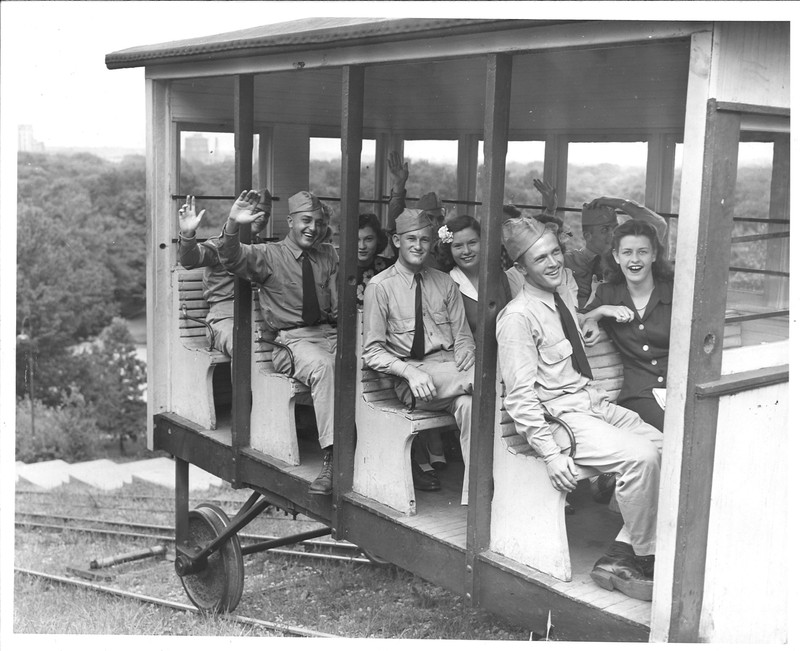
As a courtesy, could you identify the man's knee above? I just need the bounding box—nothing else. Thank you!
[307,351,335,383]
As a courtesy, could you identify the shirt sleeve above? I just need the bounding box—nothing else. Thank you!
[217,225,272,284]
[362,280,410,377]
[387,189,406,232]
[496,310,562,463]
[178,236,217,269]
[619,201,669,248]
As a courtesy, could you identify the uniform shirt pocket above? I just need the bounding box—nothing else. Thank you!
[388,316,416,334]
[539,338,573,365]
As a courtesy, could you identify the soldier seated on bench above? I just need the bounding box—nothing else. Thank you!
[496,214,663,601]
[362,208,475,503]
[178,191,271,356]
[218,189,338,495]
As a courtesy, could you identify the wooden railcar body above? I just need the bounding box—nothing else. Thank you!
[106,18,789,642]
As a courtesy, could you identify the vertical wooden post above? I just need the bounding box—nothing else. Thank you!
[175,457,189,549]
[667,100,741,642]
[543,134,568,208]
[646,133,677,258]
[466,52,512,604]
[332,65,364,533]
[765,134,789,308]
[231,74,254,457]
[145,79,173,448]
[457,134,480,218]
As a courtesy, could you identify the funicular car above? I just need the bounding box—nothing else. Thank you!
[106,17,789,642]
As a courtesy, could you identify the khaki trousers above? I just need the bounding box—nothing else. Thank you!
[272,325,338,449]
[544,385,663,556]
[393,350,474,505]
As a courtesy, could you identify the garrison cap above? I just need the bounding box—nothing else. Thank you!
[395,208,434,235]
[417,192,442,213]
[288,190,324,219]
[502,216,558,262]
[581,203,617,229]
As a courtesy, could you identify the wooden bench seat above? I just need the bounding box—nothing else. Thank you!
[353,315,456,516]
[249,289,312,465]
[172,268,231,430]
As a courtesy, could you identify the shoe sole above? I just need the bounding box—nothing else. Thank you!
[308,486,332,495]
[414,484,441,492]
[590,568,653,601]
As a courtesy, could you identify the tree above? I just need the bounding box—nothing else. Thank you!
[74,318,147,454]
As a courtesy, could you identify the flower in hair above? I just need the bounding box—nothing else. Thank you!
[438,225,454,244]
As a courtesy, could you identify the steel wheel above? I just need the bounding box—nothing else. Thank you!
[179,503,244,613]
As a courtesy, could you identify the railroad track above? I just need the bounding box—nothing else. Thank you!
[14,567,337,638]
[15,511,377,565]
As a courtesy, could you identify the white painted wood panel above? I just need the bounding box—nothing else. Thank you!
[699,383,787,643]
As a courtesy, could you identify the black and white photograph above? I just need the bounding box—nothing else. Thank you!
[1,1,793,647]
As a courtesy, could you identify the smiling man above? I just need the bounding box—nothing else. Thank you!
[362,208,475,503]
[496,215,663,602]
[219,189,339,495]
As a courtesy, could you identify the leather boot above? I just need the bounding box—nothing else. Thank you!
[308,449,333,495]
[590,541,653,601]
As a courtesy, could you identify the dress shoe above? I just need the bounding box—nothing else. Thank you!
[308,449,333,495]
[591,472,616,504]
[590,541,653,601]
[411,459,441,491]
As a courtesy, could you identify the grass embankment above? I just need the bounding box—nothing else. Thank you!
[14,482,532,639]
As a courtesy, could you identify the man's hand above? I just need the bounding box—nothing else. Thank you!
[387,151,409,189]
[178,195,205,236]
[533,178,557,214]
[403,365,437,402]
[581,318,602,346]
[586,196,623,211]
[545,454,579,492]
[454,347,475,372]
[228,190,266,225]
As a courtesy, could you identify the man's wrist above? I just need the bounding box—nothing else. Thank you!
[223,219,240,235]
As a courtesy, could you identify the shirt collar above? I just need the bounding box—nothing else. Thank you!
[282,235,313,261]
[394,259,427,288]
[521,281,557,310]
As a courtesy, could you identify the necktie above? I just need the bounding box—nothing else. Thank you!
[410,273,425,360]
[553,291,593,380]
[301,252,321,326]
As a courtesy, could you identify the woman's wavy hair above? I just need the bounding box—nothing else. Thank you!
[436,214,481,271]
[358,212,389,255]
[603,219,674,284]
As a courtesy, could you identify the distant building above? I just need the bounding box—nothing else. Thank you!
[184,133,211,164]
[18,125,45,153]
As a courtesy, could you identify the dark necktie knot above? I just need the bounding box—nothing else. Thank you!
[553,291,593,380]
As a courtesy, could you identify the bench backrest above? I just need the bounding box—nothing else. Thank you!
[177,268,213,348]
[252,287,281,373]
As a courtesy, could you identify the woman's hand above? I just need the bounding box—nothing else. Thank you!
[604,305,636,322]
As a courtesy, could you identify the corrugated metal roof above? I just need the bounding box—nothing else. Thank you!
[105,17,543,69]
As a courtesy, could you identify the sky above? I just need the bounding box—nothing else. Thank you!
[0,1,784,165]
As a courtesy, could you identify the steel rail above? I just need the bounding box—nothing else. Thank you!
[14,567,338,638]
[15,516,372,564]
[16,510,361,549]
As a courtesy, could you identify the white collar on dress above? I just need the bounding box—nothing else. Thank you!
[449,266,478,301]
